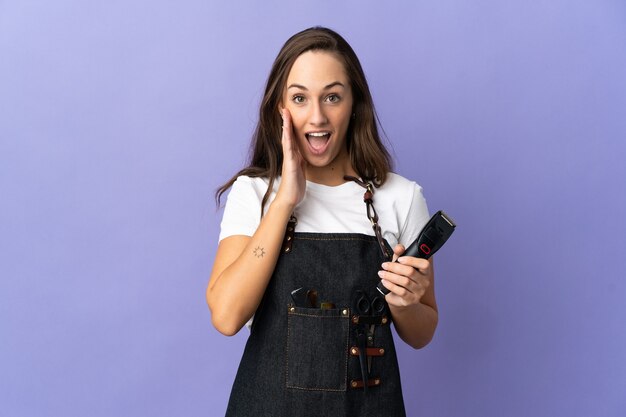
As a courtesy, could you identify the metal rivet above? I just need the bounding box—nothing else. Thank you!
[284,247,290,252]
[367,335,373,341]
[287,236,292,241]
[351,381,358,388]
[381,316,388,324]
[288,227,293,232]
[374,379,380,385]
[289,307,295,313]
[379,348,385,355]
[351,348,358,355]
[352,316,358,323]
[341,309,348,316]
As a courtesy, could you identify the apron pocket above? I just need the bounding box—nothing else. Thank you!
[286,306,350,391]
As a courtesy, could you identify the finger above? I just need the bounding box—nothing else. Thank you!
[281,107,292,128]
[378,267,416,291]
[391,243,405,262]
[281,108,303,161]
[379,278,410,299]
[381,261,418,281]
[396,256,431,274]
[381,277,429,307]
[380,268,430,295]
[381,279,423,305]
[281,108,293,148]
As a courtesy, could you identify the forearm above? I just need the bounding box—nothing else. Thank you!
[207,199,294,335]
[390,302,438,349]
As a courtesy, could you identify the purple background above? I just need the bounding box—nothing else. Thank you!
[1,1,625,416]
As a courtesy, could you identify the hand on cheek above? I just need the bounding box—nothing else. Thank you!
[276,108,306,207]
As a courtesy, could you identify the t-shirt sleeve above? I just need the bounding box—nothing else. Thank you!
[398,183,430,248]
[218,177,263,241]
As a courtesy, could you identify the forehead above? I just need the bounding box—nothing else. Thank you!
[286,50,349,87]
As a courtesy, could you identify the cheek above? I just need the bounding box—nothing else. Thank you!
[334,111,352,131]
[287,110,306,135]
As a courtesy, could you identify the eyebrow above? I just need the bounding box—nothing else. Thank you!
[287,81,345,91]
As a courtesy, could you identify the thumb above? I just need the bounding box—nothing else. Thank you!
[392,244,405,262]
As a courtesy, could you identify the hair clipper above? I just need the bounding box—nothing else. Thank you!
[377,210,456,296]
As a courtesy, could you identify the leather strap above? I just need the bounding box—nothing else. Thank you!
[349,346,386,357]
[282,177,391,260]
[344,175,392,260]
[350,314,389,325]
[282,215,297,253]
[350,377,381,389]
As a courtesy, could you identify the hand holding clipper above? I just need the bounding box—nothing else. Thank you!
[377,210,456,296]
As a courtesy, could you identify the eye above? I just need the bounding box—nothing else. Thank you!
[292,95,305,104]
[325,94,341,103]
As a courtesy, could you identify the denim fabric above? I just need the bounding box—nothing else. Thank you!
[286,306,350,391]
[226,233,406,417]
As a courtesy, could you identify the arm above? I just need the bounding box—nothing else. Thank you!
[207,200,294,335]
[379,244,438,349]
[206,109,306,336]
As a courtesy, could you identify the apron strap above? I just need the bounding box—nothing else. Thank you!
[344,176,392,260]
[281,176,392,260]
[282,215,297,253]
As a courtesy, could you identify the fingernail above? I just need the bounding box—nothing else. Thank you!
[381,262,388,269]
[377,270,384,278]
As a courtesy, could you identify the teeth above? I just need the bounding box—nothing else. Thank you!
[307,132,329,137]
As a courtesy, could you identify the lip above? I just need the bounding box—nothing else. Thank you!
[305,130,332,136]
[304,131,332,156]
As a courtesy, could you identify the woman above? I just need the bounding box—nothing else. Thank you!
[207,26,437,416]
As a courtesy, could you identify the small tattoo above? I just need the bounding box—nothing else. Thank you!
[253,246,266,258]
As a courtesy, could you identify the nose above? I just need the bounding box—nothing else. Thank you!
[309,101,328,126]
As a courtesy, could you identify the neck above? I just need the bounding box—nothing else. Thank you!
[305,151,357,186]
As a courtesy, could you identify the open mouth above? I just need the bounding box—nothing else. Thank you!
[305,132,331,155]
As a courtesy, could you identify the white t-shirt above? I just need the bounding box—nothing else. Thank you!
[219,173,430,249]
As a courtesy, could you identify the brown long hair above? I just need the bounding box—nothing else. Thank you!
[216,27,393,214]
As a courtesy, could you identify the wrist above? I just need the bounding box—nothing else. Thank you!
[388,302,418,315]
[267,197,296,217]
[273,187,300,211]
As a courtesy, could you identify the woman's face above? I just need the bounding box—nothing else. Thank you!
[282,50,354,175]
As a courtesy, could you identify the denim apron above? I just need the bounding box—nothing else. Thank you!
[225,227,407,416]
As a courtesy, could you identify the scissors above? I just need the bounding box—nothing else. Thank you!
[352,290,387,391]
[353,290,386,318]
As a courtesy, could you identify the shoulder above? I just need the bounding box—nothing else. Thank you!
[231,175,271,193]
[227,175,279,203]
[219,176,275,241]
[376,172,424,200]
[375,172,429,247]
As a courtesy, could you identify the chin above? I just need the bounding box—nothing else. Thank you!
[304,153,336,168]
